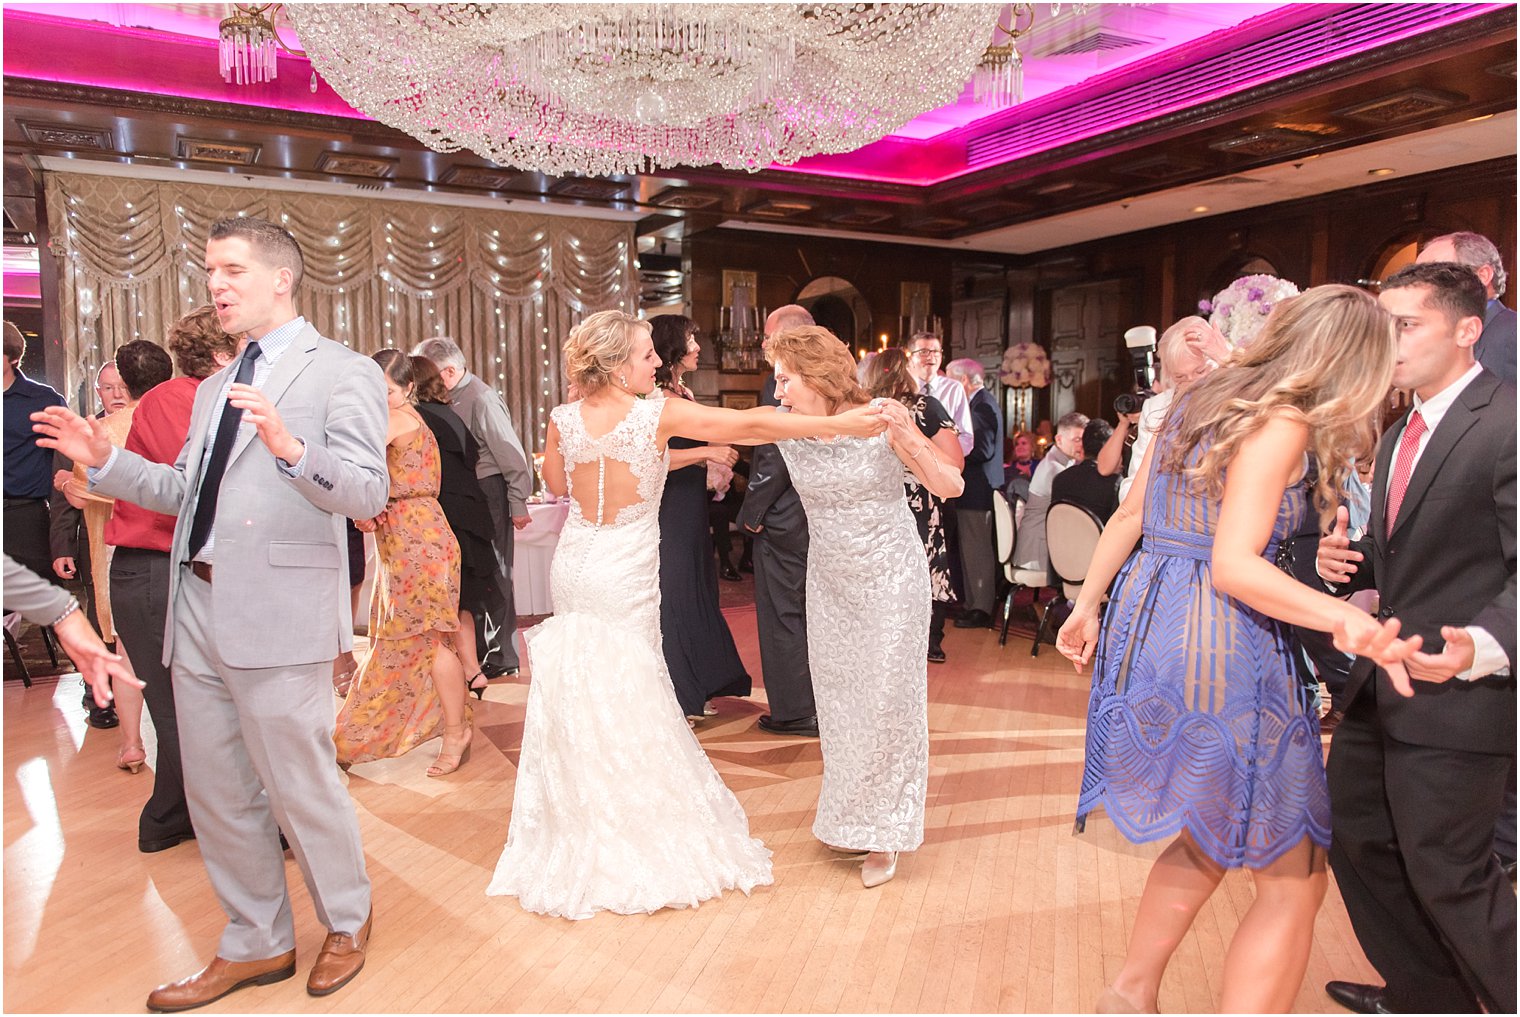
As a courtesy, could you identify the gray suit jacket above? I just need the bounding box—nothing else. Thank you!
[4,552,72,625]
[91,324,389,669]
[449,372,533,516]
[1477,299,1516,386]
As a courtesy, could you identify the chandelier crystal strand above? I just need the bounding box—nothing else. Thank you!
[287,3,1002,176]
[219,7,279,85]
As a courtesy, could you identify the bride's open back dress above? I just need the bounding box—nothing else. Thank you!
[486,397,773,919]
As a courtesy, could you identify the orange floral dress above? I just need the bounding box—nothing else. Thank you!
[334,419,466,764]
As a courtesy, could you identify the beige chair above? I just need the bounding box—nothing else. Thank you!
[993,490,1049,647]
[1031,501,1107,655]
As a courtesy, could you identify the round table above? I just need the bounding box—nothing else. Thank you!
[513,499,570,616]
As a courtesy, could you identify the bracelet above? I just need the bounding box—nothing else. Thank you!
[908,442,930,459]
[48,597,80,629]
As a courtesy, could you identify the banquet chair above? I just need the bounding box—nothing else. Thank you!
[3,612,37,687]
[1030,500,1107,657]
[992,490,1048,647]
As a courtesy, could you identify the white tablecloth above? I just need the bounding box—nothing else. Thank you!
[513,499,570,616]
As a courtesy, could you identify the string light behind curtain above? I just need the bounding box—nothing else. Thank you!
[43,170,635,452]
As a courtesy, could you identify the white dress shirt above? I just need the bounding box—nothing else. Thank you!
[1118,389,1173,504]
[924,374,974,456]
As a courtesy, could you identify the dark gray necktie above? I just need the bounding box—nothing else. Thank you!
[187,341,262,559]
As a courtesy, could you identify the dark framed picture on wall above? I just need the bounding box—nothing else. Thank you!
[719,390,760,410]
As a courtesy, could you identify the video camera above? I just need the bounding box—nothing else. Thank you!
[1114,324,1157,416]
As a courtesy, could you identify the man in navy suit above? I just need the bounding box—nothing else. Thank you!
[1418,231,1515,385]
[945,358,1003,630]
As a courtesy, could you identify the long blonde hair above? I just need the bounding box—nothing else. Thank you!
[1159,284,1394,527]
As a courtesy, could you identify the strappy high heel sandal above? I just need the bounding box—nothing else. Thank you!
[466,672,489,700]
[426,723,473,778]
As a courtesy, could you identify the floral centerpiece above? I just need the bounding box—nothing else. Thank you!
[999,341,1052,388]
[1199,274,1301,349]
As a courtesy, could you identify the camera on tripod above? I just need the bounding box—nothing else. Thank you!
[1114,324,1157,416]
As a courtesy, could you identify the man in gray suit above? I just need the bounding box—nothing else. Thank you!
[1419,231,1516,385]
[412,336,533,678]
[34,217,389,1011]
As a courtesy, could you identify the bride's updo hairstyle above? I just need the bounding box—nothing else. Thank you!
[563,310,650,395]
[764,326,870,413]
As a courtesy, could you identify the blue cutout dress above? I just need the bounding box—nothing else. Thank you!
[1076,433,1331,869]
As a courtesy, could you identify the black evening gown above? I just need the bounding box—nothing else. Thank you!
[659,431,753,716]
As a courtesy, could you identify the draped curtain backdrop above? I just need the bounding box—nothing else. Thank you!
[44,170,636,453]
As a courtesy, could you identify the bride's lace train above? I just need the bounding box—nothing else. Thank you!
[486,610,773,919]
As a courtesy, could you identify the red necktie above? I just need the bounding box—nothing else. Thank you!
[1384,409,1426,536]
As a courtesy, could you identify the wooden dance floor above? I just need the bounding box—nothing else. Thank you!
[4,603,1374,1013]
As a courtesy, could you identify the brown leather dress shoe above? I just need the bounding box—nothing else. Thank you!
[306,911,372,996]
[145,951,296,1012]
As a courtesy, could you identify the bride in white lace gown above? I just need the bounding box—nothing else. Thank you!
[487,311,885,919]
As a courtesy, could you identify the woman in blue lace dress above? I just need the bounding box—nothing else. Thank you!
[1056,285,1421,1013]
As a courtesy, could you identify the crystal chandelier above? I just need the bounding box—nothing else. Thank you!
[973,2,1095,107]
[974,4,1035,106]
[218,4,280,85]
[287,4,1003,177]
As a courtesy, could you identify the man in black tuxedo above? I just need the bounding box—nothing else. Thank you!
[945,358,1004,631]
[739,304,819,738]
[1418,231,1516,385]
[1316,261,1515,1014]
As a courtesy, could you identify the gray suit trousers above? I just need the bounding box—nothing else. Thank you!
[173,570,371,960]
[955,507,997,616]
[476,473,520,671]
[751,520,815,723]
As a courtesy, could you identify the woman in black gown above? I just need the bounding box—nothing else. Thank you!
[650,314,753,721]
[409,355,501,697]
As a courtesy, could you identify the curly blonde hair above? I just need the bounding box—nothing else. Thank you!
[563,310,650,395]
[764,325,869,412]
[1160,284,1394,528]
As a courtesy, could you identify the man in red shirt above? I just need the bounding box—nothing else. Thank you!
[107,306,235,853]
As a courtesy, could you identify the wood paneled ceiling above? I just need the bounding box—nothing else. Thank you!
[2,3,1514,256]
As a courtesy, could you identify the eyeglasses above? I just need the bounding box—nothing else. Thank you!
[910,348,943,359]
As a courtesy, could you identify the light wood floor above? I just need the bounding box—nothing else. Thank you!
[3,608,1374,1013]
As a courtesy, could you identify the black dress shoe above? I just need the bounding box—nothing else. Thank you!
[480,665,520,679]
[140,831,197,854]
[952,609,992,629]
[718,563,741,582]
[737,560,753,574]
[1325,981,1396,1014]
[757,714,819,738]
[87,703,119,729]
[927,646,946,664]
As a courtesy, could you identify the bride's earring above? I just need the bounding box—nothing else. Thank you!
[619,372,628,388]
